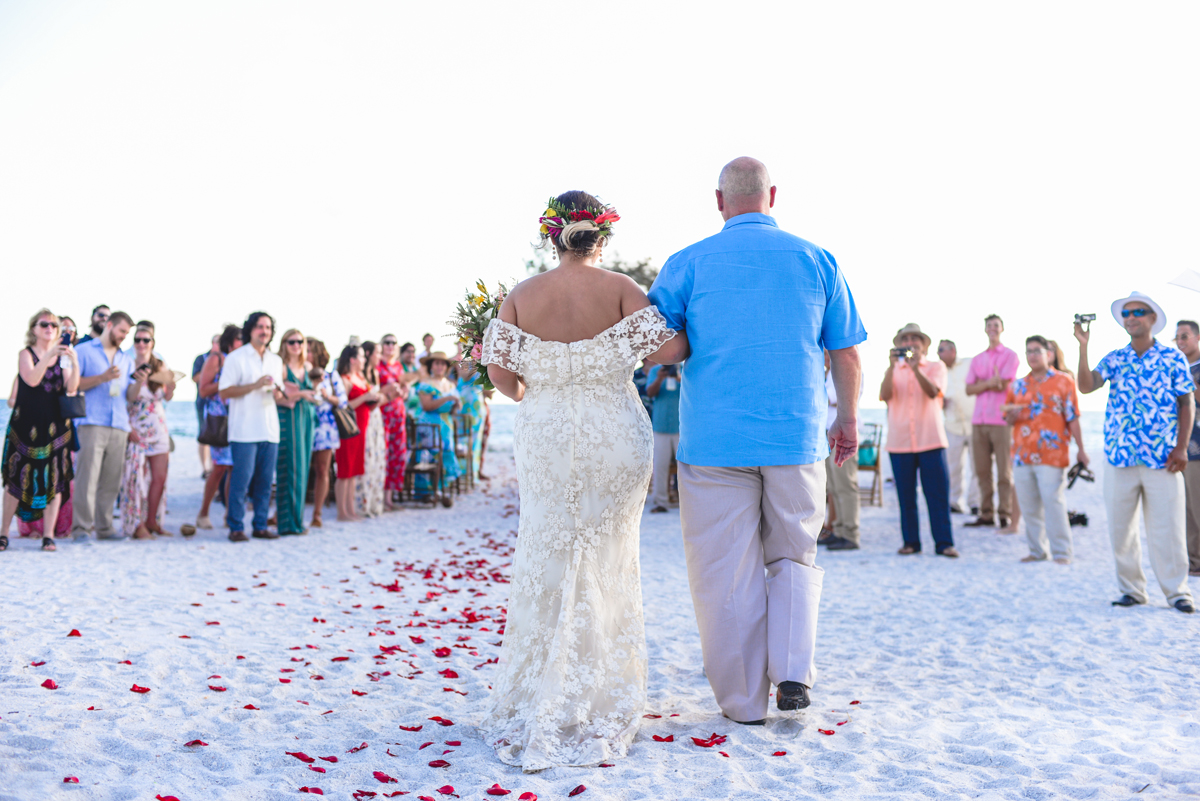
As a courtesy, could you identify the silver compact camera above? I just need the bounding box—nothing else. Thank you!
[1074,313,1096,325]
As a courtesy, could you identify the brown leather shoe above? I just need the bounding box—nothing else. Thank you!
[252,530,280,539]
[963,517,995,527]
[228,531,249,542]
[937,547,960,558]
[897,545,920,555]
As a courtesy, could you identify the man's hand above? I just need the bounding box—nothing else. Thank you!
[257,374,275,390]
[1076,447,1090,468]
[828,415,858,467]
[101,364,121,382]
[128,430,142,445]
[1167,445,1188,473]
[1073,320,1090,347]
[1003,407,1021,425]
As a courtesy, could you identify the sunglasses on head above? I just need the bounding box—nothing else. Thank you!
[1121,308,1150,318]
[37,320,59,329]
[133,336,153,344]
[285,338,304,345]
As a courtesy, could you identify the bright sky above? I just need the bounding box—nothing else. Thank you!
[2,1,1198,407]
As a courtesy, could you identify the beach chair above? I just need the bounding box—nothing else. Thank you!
[857,423,883,507]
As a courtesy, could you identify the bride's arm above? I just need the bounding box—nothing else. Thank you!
[487,295,526,402]
[622,275,690,364]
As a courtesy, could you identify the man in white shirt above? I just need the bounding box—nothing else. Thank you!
[823,351,861,550]
[218,311,291,542]
[938,339,979,514]
[417,333,435,362]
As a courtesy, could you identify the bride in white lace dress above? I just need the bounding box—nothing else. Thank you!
[479,191,689,771]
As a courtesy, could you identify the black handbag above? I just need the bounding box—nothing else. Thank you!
[59,394,87,419]
[198,413,229,447]
[333,405,360,440]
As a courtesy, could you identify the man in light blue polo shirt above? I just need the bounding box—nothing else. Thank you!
[648,157,865,725]
[72,311,136,540]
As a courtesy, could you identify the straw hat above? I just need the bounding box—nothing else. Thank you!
[1110,291,1166,335]
[419,350,457,369]
[892,323,931,348]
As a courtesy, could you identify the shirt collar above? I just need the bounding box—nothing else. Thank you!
[721,212,778,231]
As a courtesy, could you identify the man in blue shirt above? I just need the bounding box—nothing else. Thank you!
[71,311,136,541]
[645,362,681,512]
[648,157,866,724]
[1076,291,1195,614]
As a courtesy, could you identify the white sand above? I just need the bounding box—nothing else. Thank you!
[2,433,1198,801]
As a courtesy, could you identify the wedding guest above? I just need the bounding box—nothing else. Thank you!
[0,310,79,552]
[477,388,493,480]
[823,352,861,550]
[456,360,486,477]
[196,325,241,530]
[633,362,654,418]
[77,304,110,345]
[1046,339,1075,377]
[335,345,379,522]
[59,317,78,346]
[1174,319,1200,576]
[401,341,423,416]
[377,334,411,508]
[192,334,220,477]
[414,351,462,505]
[417,333,435,362]
[307,338,346,529]
[356,341,387,517]
[881,324,957,557]
[937,339,979,514]
[1077,292,1195,613]
[646,362,681,513]
[965,314,1020,528]
[276,328,317,535]
[218,311,290,542]
[121,324,175,538]
[1005,336,1088,564]
[72,311,135,541]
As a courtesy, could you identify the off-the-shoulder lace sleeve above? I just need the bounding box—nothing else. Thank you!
[619,306,678,362]
[482,318,523,375]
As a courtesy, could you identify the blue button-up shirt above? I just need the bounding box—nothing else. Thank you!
[648,213,867,466]
[1096,340,1194,469]
[646,365,681,435]
[75,338,135,431]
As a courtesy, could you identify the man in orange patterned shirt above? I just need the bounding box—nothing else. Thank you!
[1004,335,1089,564]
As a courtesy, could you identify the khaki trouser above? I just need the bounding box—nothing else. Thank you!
[824,452,860,545]
[1184,460,1200,574]
[72,425,127,537]
[1104,464,1193,605]
[678,462,824,723]
[1013,464,1071,560]
[972,424,1013,519]
[651,432,680,508]
[946,430,980,510]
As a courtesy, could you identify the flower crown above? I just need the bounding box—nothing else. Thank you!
[538,197,620,244]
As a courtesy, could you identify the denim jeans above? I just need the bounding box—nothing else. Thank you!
[227,440,278,532]
[889,448,954,552]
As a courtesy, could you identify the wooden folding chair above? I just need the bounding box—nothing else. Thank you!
[857,423,884,507]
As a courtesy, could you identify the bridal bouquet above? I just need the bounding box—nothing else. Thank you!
[450,279,511,391]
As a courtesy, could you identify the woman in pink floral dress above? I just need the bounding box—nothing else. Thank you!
[120,325,174,538]
[377,335,411,507]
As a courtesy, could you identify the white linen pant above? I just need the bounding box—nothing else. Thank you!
[1104,464,1193,605]
[651,432,680,508]
[72,425,127,537]
[678,462,824,722]
[1012,464,1071,560]
[946,430,980,510]
[824,452,860,545]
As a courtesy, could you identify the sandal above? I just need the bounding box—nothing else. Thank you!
[0,535,8,551]
[41,537,56,552]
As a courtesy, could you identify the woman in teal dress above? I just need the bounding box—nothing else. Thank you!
[455,361,485,476]
[414,351,462,501]
[276,329,317,535]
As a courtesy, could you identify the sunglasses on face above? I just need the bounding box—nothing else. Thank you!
[1121,308,1150,318]
[95,313,109,320]
[381,340,397,346]
[134,337,153,344]
[285,339,304,345]
[37,320,59,329]
[1026,348,1045,355]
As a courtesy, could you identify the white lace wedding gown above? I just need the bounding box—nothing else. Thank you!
[479,306,677,771]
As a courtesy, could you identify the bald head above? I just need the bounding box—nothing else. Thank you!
[716,157,775,221]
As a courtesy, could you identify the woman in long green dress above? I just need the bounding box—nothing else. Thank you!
[414,351,462,501]
[276,329,316,535]
[455,362,485,476]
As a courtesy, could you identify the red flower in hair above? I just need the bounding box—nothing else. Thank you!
[568,209,596,222]
[593,210,620,226]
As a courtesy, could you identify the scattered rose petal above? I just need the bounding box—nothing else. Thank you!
[67,629,81,637]
[837,720,849,726]
[311,675,325,681]
[156,796,181,801]
[208,686,227,692]
[184,740,209,747]
[818,729,835,736]
[850,700,861,705]
[353,690,368,696]
[63,777,79,783]
[237,655,246,660]
[428,716,454,726]
[280,679,292,684]
[243,704,260,710]
[598,763,614,768]
[309,766,326,773]
[321,710,333,715]
[41,679,58,690]
[486,785,511,796]
[719,751,729,757]
[690,733,727,748]
[438,669,458,679]
[409,636,424,644]
[332,656,350,662]
[130,684,151,694]
[87,706,95,710]
[347,742,369,753]
[518,794,538,801]
[652,735,674,743]
[773,750,787,756]
[179,635,191,639]
[643,714,662,719]
[399,725,423,732]
[206,621,220,626]
[299,788,324,795]
[318,756,338,763]
[435,787,456,797]
[286,751,316,763]
[568,786,586,797]
[428,759,450,768]
[419,742,434,750]
[31,660,46,666]
[353,792,378,800]
[383,792,408,798]
[432,647,452,658]
[374,771,398,783]
[444,740,461,746]
[119,660,133,665]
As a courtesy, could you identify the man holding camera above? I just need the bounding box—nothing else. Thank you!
[1076,292,1195,614]
[1173,319,1200,577]
[646,362,681,513]
[965,314,1020,528]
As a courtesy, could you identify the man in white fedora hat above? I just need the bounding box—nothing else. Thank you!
[1075,291,1196,614]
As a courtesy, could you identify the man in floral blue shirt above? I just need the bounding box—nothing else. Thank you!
[1076,291,1195,614]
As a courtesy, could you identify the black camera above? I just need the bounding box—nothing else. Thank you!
[891,347,914,360]
[1074,313,1096,325]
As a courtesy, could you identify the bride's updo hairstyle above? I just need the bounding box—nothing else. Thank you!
[537,190,621,259]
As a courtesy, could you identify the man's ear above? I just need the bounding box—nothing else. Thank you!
[769,186,777,207]
[715,189,724,212]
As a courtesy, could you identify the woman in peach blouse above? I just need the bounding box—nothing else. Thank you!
[880,323,958,558]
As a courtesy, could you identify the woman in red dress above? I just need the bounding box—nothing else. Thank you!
[376,335,412,508]
[334,345,379,522]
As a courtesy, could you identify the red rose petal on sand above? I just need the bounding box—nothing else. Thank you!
[286,751,316,763]
[41,679,58,690]
[156,796,181,801]
[599,763,614,767]
[206,621,220,626]
[419,797,435,801]
[237,655,246,659]
[419,742,433,750]
[409,636,424,644]
[773,750,787,756]
[518,794,538,801]
[643,714,662,719]
[850,700,861,705]
[179,635,191,639]
[119,660,133,665]
[436,787,456,797]
[209,686,227,692]
[63,777,79,783]
[353,792,378,800]
[486,785,511,796]
[243,704,260,710]
[67,629,81,637]
[353,690,368,696]
[279,678,291,684]
[428,759,450,768]
[184,740,209,747]
[374,771,398,783]
[299,788,324,795]
[438,669,459,679]
[321,710,333,715]
[428,716,454,726]
[87,706,95,710]
[31,661,46,666]
[652,735,673,742]
[719,751,729,757]
[318,756,338,763]
[432,647,452,658]
[332,656,350,662]
[568,786,586,797]
[310,766,326,773]
[383,792,408,798]
[347,742,369,753]
[399,725,423,732]
[444,740,461,746]
[837,720,849,726]
[226,587,238,591]
[818,729,835,736]
[130,684,151,694]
